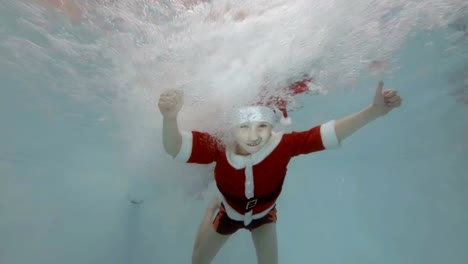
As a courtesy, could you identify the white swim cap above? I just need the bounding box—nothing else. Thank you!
[229,105,291,128]
[234,106,276,125]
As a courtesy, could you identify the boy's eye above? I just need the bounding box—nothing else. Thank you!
[240,125,248,128]
[259,124,268,128]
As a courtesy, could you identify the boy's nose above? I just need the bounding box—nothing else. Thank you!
[247,128,259,140]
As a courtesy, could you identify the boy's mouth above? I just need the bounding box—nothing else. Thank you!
[246,138,262,147]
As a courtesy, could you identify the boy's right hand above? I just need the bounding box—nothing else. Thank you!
[158,90,184,119]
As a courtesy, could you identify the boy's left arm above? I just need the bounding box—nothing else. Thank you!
[335,81,402,142]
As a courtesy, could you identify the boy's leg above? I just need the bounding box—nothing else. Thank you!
[193,197,220,252]
[192,223,230,264]
[251,223,278,264]
[192,197,230,264]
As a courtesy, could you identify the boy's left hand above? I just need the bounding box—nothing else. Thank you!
[372,81,402,116]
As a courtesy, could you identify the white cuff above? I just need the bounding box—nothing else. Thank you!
[320,120,340,149]
[174,131,193,162]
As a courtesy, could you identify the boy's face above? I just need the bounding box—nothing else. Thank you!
[233,121,273,155]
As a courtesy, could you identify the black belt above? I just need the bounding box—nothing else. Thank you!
[217,182,284,212]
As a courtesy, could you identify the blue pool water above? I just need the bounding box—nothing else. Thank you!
[0,1,467,264]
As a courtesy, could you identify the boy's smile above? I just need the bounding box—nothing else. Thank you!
[233,122,273,155]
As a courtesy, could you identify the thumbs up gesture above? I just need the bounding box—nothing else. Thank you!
[372,81,402,116]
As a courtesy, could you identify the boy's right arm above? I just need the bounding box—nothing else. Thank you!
[162,117,182,157]
[158,90,184,158]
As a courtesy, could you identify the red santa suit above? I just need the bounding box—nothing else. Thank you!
[175,120,340,226]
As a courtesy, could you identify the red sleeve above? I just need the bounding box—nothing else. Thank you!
[287,126,326,156]
[286,120,340,156]
[175,131,220,164]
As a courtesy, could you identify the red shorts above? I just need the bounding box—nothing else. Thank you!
[212,204,277,235]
